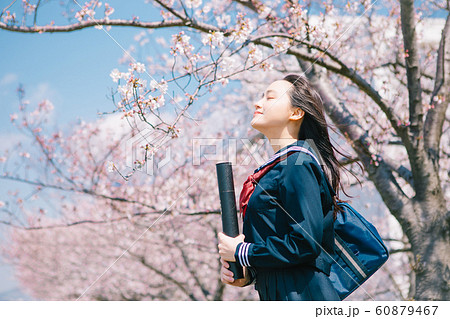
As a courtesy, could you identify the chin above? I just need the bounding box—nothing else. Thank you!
[250,121,265,134]
[250,119,259,129]
[251,115,263,125]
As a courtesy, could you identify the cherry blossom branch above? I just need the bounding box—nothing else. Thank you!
[389,247,412,254]
[424,13,450,169]
[382,156,414,189]
[398,1,449,222]
[206,218,228,301]
[173,239,210,299]
[32,0,41,26]
[0,175,157,211]
[429,0,450,11]
[0,18,189,33]
[153,0,189,21]
[2,4,411,156]
[395,74,433,95]
[233,0,260,12]
[250,35,411,152]
[135,253,197,300]
[399,0,424,139]
[0,1,437,162]
[378,61,434,81]
[230,2,414,171]
[0,208,220,230]
[0,0,17,20]
[296,57,416,235]
[385,267,407,300]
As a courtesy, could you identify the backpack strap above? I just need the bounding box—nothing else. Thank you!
[252,144,336,276]
[308,204,335,276]
[254,145,322,173]
[273,145,335,276]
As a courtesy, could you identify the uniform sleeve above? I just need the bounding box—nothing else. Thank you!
[234,157,324,269]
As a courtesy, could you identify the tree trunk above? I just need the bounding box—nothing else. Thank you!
[409,203,450,300]
[296,55,450,300]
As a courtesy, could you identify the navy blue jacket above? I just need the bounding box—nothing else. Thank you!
[234,139,339,300]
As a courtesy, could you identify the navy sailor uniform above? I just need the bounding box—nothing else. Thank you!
[234,139,340,301]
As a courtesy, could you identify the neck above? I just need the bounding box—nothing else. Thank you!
[259,124,301,153]
[268,137,299,153]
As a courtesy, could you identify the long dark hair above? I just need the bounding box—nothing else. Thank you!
[283,74,363,218]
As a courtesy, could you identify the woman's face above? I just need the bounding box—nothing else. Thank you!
[251,80,303,135]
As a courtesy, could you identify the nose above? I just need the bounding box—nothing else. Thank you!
[254,98,263,111]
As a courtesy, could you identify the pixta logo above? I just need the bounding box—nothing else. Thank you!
[123,134,323,176]
[125,129,171,176]
[191,137,323,167]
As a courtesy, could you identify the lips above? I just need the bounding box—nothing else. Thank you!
[254,111,263,116]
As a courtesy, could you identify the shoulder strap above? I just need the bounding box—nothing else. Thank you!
[259,145,335,195]
[255,145,322,173]
[250,145,337,276]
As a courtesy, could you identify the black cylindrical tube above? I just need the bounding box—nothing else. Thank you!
[216,162,244,280]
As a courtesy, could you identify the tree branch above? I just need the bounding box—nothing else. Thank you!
[173,239,210,300]
[297,58,415,237]
[132,252,197,300]
[400,0,424,137]
[240,13,414,163]
[0,174,156,211]
[424,12,450,169]
[399,0,446,208]
[0,18,188,33]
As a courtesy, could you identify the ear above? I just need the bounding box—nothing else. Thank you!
[290,108,304,121]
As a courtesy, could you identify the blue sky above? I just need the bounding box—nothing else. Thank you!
[0,0,447,300]
[0,0,236,300]
[0,1,166,129]
[0,0,179,300]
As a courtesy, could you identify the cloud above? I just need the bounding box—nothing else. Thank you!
[26,82,59,105]
[0,132,27,153]
[0,73,18,87]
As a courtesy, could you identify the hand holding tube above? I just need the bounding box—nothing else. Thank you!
[216,162,244,280]
[220,258,250,287]
[218,232,245,261]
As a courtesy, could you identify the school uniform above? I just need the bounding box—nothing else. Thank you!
[234,139,340,301]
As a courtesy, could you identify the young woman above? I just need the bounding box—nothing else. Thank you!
[218,74,356,301]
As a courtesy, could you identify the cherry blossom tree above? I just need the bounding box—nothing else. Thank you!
[0,88,263,300]
[0,87,407,300]
[0,0,449,300]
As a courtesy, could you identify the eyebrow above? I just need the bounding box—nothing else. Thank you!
[261,89,276,98]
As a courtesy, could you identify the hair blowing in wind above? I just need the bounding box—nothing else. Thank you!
[283,74,364,218]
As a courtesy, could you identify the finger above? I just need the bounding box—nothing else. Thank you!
[222,273,234,283]
[220,257,231,267]
[221,264,233,274]
[223,268,234,277]
[225,276,234,283]
[221,271,232,283]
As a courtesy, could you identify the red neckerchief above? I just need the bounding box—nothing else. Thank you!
[239,151,298,218]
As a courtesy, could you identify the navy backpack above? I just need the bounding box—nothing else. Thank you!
[285,146,390,300]
[329,201,389,300]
